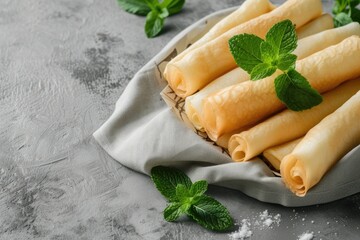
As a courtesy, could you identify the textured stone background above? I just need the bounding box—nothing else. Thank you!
[0,0,359,239]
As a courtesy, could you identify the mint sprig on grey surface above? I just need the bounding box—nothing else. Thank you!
[333,0,360,27]
[117,0,185,38]
[150,166,234,232]
[229,20,323,111]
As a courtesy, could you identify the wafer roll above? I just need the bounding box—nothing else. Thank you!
[263,139,302,171]
[296,14,334,39]
[294,22,360,59]
[281,91,360,196]
[172,0,275,63]
[185,68,249,131]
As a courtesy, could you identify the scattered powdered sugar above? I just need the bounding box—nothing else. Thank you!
[255,210,281,229]
[298,231,314,240]
[263,218,273,227]
[229,219,253,240]
[229,210,281,240]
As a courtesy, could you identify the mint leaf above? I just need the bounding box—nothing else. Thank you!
[164,202,184,222]
[187,195,233,232]
[145,10,165,38]
[176,184,191,201]
[260,41,277,63]
[265,19,297,55]
[151,166,234,232]
[350,0,360,8]
[350,7,360,22]
[118,0,186,38]
[159,7,170,18]
[250,63,277,80]
[229,19,323,111]
[189,180,208,196]
[229,34,264,73]
[277,54,297,71]
[161,0,186,15]
[274,69,323,111]
[332,0,360,27]
[117,0,152,16]
[151,166,192,201]
[334,12,353,27]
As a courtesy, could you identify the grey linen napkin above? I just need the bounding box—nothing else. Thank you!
[93,8,360,207]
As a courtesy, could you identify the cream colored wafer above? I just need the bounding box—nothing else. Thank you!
[172,0,275,64]
[185,68,249,131]
[294,22,360,59]
[281,90,360,196]
[263,139,302,171]
[296,13,334,39]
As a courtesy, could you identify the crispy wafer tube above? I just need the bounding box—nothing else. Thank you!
[202,36,360,141]
[296,14,334,39]
[294,22,360,59]
[215,124,255,149]
[164,0,322,98]
[228,79,360,161]
[216,131,243,149]
[185,68,249,131]
[185,24,360,132]
[171,0,275,64]
[280,91,360,197]
[263,139,302,171]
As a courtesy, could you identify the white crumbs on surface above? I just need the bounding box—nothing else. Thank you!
[263,218,273,227]
[229,210,282,239]
[257,210,281,229]
[298,231,314,240]
[229,219,253,240]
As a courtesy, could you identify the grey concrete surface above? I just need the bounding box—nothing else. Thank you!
[0,0,359,239]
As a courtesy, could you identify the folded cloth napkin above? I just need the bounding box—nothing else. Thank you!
[93,8,360,207]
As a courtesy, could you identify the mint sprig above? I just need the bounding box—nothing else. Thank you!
[333,0,360,27]
[151,165,192,201]
[275,69,323,111]
[150,166,233,232]
[229,20,323,111]
[117,0,185,38]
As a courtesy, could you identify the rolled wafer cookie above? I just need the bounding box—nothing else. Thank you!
[281,90,360,196]
[263,139,302,171]
[170,0,275,64]
[296,13,333,39]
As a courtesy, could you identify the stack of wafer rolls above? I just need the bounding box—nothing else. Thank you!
[185,23,360,133]
[202,36,360,141]
[163,0,360,196]
[164,0,323,98]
